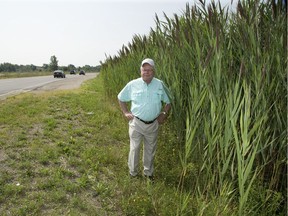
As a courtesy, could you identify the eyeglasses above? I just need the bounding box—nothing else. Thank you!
[142,68,153,72]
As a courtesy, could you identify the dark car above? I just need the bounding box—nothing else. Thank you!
[54,70,66,78]
[79,70,85,75]
[70,70,76,75]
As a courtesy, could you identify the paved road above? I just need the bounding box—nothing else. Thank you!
[0,73,98,100]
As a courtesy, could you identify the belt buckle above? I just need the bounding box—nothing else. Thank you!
[136,116,155,124]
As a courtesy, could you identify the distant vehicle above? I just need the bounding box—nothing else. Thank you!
[70,70,76,75]
[53,70,66,78]
[79,70,85,75]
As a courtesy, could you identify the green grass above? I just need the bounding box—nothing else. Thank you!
[0,73,284,215]
[0,71,52,79]
[0,71,96,79]
[0,75,197,215]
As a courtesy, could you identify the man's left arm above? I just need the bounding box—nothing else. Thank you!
[157,81,171,124]
[157,103,171,124]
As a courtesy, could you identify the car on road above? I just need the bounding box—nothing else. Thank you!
[70,70,76,75]
[54,70,66,78]
[79,70,85,75]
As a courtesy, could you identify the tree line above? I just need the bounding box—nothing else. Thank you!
[0,55,101,72]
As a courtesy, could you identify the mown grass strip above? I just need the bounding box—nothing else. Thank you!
[0,75,202,215]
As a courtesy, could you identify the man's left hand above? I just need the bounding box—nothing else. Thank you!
[157,112,168,124]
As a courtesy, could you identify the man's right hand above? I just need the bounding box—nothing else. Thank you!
[124,112,134,121]
[119,100,134,121]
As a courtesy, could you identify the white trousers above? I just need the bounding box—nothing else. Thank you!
[128,117,159,176]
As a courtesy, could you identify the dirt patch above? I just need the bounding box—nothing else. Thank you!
[0,149,8,162]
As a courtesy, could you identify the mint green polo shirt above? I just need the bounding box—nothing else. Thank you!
[118,77,171,121]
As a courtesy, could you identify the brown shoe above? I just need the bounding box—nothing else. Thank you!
[144,175,155,182]
[130,174,138,179]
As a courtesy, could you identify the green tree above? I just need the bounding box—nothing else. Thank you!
[67,64,76,71]
[83,65,91,72]
[61,66,68,72]
[49,55,58,71]
[30,64,36,71]
[42,64,49,70]
[0,63,16,72]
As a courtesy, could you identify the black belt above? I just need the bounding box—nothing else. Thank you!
[135,116,156,124]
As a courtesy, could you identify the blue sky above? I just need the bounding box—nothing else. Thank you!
[0,0,237,67]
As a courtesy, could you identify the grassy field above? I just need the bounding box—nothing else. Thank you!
[0,75,189,216]
[0,71,52,79]
[0,71,96,79]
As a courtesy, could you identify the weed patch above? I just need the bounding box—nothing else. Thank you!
[0,75,185,215]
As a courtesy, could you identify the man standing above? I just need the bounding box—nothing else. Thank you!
[117,58,171,180]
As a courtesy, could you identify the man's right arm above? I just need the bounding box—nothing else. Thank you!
[118,100,134,120]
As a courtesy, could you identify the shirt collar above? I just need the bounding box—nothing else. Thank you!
[141,77,154,85]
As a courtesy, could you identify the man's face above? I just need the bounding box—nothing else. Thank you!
[141,63,154,84]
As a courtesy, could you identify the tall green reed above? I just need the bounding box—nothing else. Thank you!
[101,0,287,214]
